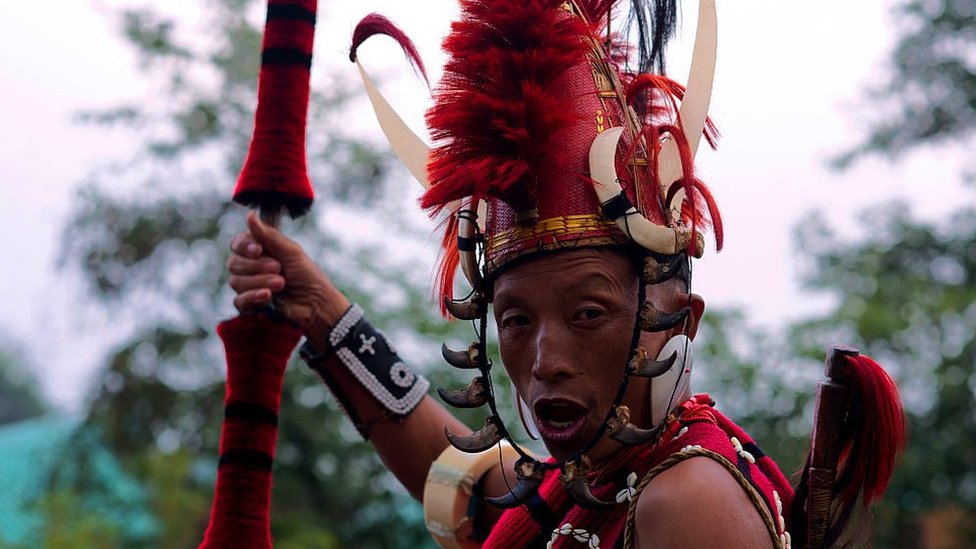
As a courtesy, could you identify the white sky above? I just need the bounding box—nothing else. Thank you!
[0,0,969,411]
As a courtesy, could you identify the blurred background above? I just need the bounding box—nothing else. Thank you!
[0,0,973,547]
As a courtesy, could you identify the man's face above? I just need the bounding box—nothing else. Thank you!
[493,248,655,461]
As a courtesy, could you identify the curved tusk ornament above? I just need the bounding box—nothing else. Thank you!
[561,457,615,510]
[456,200,483,288]
[657,0,718,221]
[589,128,701,257]
[443,294,487,320]
[445,418,504,453]
[485,458,545,509]
[440,342,482,370]
[437,376,489,409]
[356,58,467,220]
[356,61,432,190]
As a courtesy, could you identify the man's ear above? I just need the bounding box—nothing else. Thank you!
[685,294,705,341]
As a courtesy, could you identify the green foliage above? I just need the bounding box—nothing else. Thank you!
[0,344,47,426]
[30,491,123,549]
[834,0,976,170]
[825,4,976,541]
[694,308,815,478]
[139,450,211,549]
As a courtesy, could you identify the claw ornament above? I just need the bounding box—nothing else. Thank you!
[486,458,545,509]
[629,347,679,378]
[643,253,687,285]
[639,304,691,332]
[445,417,503,453]
[561,457,615,510]
[437,377,488,409]
[443,294,487,320]
[440,343,482,370]
[607,405,662,445]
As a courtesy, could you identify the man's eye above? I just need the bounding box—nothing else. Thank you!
[575,308,604,322]
[502,315,530,329]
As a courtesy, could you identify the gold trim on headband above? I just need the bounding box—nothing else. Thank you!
[485,214,630,271]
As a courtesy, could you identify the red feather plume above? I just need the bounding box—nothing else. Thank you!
[790,351,907,547]
[835,353,907,507]
[626,74,720,149]
[434,213,462,315]
[350,13,430,86]
[625,73,723,254]
[423,0,593,214]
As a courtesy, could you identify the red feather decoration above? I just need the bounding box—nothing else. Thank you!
[625,74,720,149]
[790,350,907,547]
[423,0,593,214]
[835,353,907,507]
[350,13,430,86]
[434,213,462,315]
[626,73,723,253]
[574,0,619,25]
[669,178,724,252]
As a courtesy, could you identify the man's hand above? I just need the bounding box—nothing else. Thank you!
[227,211,350,345]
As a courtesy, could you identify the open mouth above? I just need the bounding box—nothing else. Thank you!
[533,399,589,442]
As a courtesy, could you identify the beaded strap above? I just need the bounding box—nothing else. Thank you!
[300,304,429,434]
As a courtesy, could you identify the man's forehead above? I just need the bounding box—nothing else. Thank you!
[491,248,638,298]
[496,248,632,278]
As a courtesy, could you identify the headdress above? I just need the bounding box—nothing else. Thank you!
[351,0,721,509]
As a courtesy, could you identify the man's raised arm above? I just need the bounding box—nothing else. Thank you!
[227,211,472,499]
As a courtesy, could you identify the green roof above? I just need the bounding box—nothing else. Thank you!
[0,416,157,546]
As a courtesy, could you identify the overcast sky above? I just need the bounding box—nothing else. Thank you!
[0,0,969,411]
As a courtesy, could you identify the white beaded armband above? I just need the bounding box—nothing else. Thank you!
[423,441,520,549]
[300,304,429,432]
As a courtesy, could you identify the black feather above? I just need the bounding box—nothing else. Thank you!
[624,0,679,75]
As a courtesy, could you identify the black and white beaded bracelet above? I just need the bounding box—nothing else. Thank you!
[300,303,430,420]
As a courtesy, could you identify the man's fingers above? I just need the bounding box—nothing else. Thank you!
[229,231,262,258]
[234,289,274,313]
[229,273,286,295]
[246,211,297,258]
[227,254,281,276]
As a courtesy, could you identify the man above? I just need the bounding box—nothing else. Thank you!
[218,1,901,547]
[228,214,785,547]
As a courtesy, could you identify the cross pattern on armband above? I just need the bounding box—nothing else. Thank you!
[328,304,430,416]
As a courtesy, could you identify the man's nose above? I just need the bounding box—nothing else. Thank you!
[531,323,575,381]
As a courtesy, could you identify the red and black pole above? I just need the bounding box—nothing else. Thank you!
[199,1,317,547]
[233,0,318,226]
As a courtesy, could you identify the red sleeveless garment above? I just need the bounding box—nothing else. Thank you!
[482,394,795,549]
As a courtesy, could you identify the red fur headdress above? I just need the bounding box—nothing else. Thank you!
[351,0,722,309]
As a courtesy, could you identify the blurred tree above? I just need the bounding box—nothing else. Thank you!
[58,1,478,547]
[834,0,976,173]
[826,1,976,544]
[0,343,47,426]
[693,308,817,480]
[791,202,976,547]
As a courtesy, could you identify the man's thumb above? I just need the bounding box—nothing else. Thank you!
[246,211,292,257]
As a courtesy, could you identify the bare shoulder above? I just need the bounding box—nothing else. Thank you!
[632,456,775,549]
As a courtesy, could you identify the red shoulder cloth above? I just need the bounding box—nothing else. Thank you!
[483,395,794,548]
